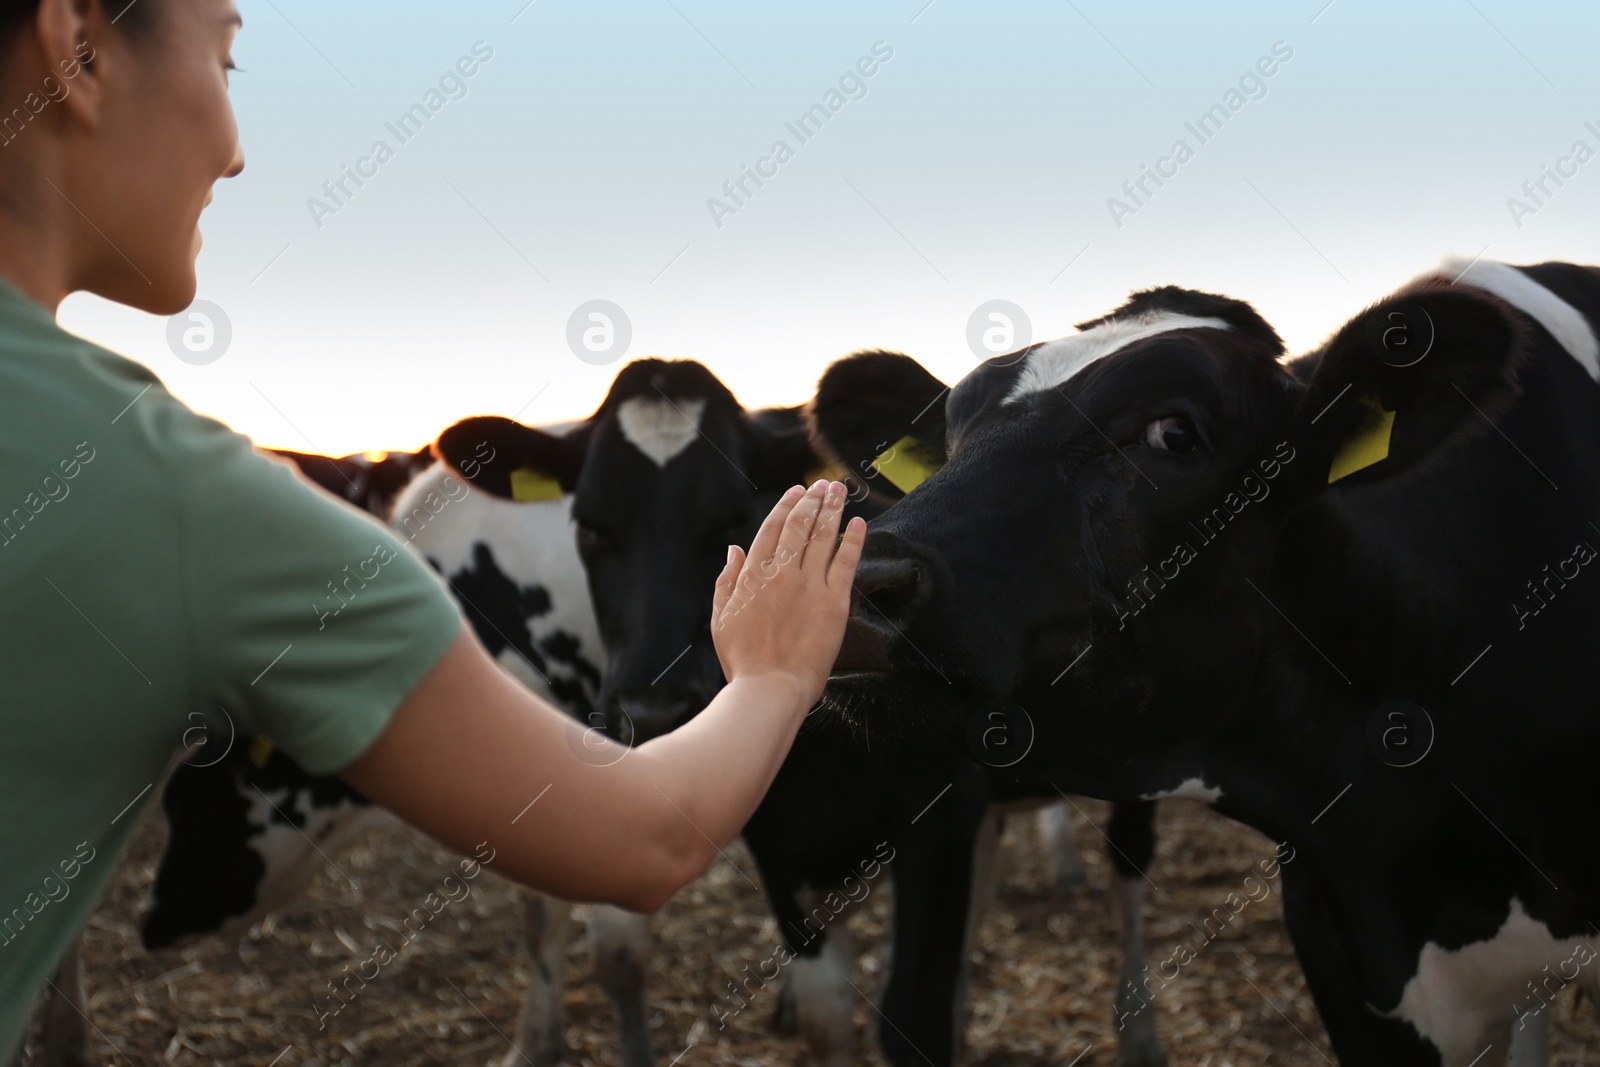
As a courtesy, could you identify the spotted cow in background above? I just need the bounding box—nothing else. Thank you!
[433,362,992,1067]
[272,445,434,519]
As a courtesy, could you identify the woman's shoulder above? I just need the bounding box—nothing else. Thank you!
[0,299,165,420]
[0,300,250,507]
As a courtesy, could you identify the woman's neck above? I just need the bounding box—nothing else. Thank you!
[0,113,86,313]
[0,251,71,315]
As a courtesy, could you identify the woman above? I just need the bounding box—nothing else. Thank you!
[0,0,865,1056]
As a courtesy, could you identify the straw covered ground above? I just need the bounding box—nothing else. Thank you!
[20,797,1599,1066]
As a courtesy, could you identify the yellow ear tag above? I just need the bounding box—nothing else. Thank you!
[247,735,276,768]
[510,467,564,503]
[1328,400,1396,483]
[872,436,942,495]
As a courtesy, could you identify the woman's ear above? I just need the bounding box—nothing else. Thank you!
[35,0,105,129]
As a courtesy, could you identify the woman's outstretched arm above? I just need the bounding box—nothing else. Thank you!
[340,479,864,912]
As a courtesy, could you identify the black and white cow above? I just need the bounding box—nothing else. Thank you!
[386,445,645,1067]
[273,445,435,518]
[432,360,990,1067]
[432,357,1163,1067]
[814,258,1600,1065]
[806,348,1168,1064]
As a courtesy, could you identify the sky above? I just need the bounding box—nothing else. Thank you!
[57,0,1600,456]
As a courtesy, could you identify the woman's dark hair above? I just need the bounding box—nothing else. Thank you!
[1,0,155,45]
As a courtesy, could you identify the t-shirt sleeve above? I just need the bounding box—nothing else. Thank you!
[180,417,462,776]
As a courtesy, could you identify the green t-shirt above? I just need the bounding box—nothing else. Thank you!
[0,280,462,1058]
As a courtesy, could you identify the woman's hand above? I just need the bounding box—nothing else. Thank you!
[711,480,865,709]
[343,479,868,913]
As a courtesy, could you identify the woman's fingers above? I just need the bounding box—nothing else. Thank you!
[709,482,868,709]
[712,544,744,622]
[733,478,857,603]
[828,516,867,595]
[803,482,848,576]
[774,481,828,572]
[746,485,805,570]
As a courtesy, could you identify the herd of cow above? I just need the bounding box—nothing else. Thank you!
[24,256,1600,1067]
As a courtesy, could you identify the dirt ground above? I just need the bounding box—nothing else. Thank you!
[22,797,1599,1066]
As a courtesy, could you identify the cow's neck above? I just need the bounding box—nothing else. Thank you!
[1152,659,1438,1002]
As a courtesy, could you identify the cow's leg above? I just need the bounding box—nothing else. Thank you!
[958,810,1004,1039]
[1107,800,1165,1067]
[739,811,853,1060]
[505,889,574,1067]
[876,772,989,1067]
[1036,801,1086,893]
[1450,1022,1515,1067]
[1277,865,1439,1064]
[32,937,90,1067]
[787,922,856,1067]
[588,904,656,1067]
[753,892,828,1043]
[1508,1010,1547,1067]
[769,974,799,1035]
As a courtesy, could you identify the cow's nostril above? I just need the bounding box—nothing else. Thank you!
[611,713,636,746]
[855,557,926,627]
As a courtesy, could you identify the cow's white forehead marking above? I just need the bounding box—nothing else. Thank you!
[1139,776,1223,803]
[616,396,706,467]
[1429,255,1600,380]
[1006,312,1234,404]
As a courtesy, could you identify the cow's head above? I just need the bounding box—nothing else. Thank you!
[436,359,822,744]
[813,281,1525,762]
[272,447,434,520]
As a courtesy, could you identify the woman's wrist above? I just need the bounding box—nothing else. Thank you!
[721,669,814,723]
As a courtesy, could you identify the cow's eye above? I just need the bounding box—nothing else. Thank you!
[575,522,612,554]
[1145,416,1200,455]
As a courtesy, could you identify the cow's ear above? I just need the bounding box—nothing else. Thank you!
[433,416,591,501]
[745,408,827,492]
[1294,281,1526,488]
[807,350,951,503]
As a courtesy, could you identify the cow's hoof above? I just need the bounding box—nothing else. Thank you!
[1117,1036,1167,1067]
[30,1043,92,1067]
[499,1037,564,1067]
[1052,866,1087,894]
[617,1024,656,1067]
[615,1042,655,1067]
[769,985,798,1035]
